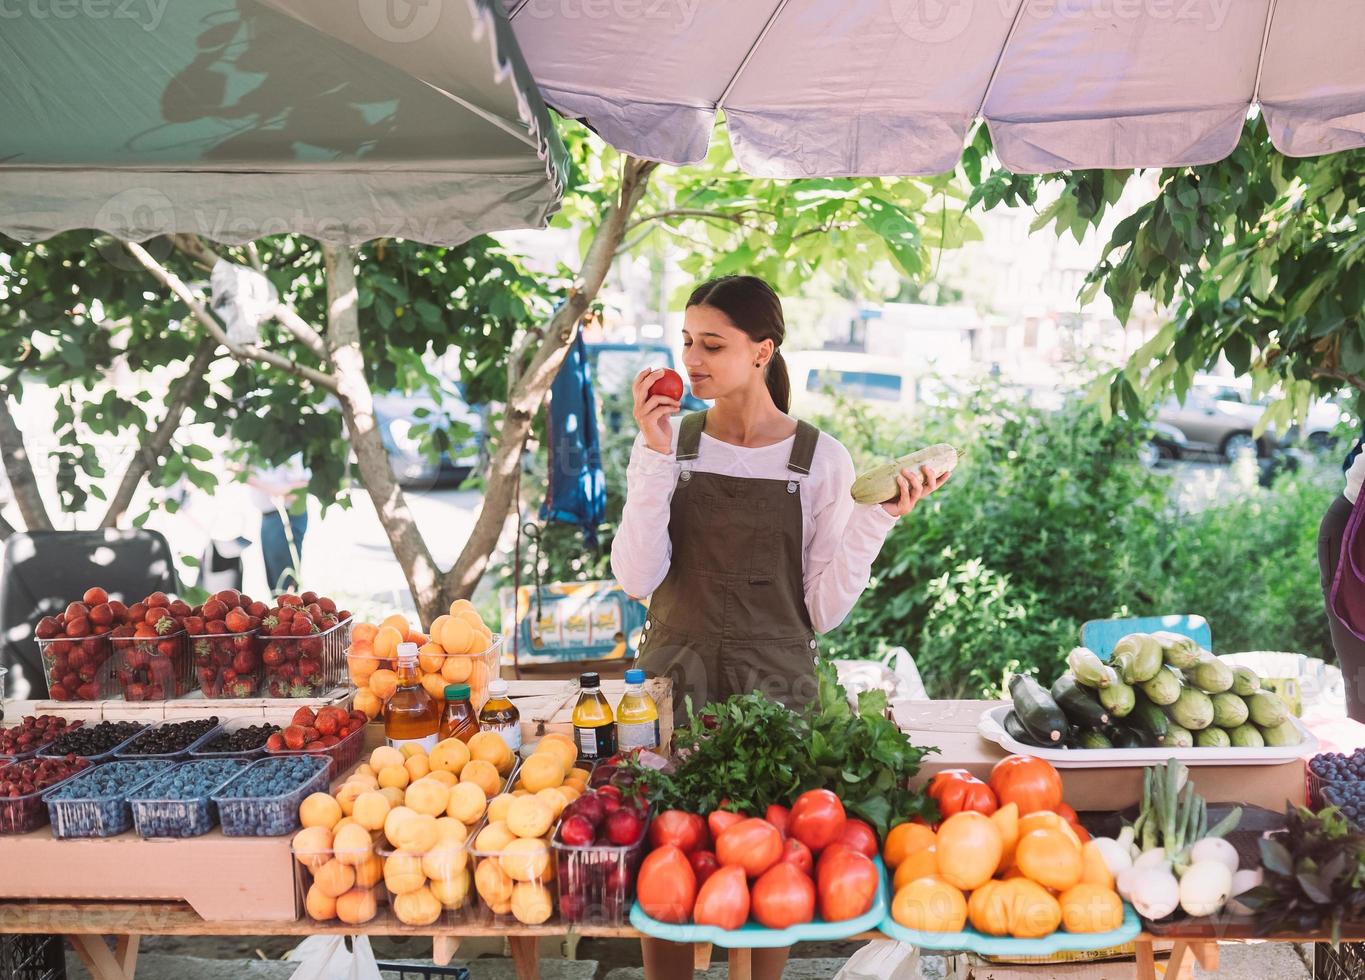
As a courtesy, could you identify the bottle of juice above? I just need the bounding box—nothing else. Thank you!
[439,683,479,742]
[478,678,521,754]
[384,642,440,752]
[571,671,616,763]
[615,668,660,752]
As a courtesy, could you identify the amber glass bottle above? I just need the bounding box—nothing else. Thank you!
[384,642,440,751]
[439,683,479,742]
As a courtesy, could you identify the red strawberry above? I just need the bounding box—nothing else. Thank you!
[182,616,206,636]
[281,725,306,750]
[249,601,269,619]
[64,602,90,620]
[35,616,62,639]
[146,591,169,608]
[65,617,90,638]
[291,707,316,728]
[107,600,128,620]
[301,591,318,604]
[125,602,148,625]
[49,684,70,701]
[88,603,114,628]
[302,727,320,744]
[266,732,285,751]
[213,589,241,609]
[225,609,251,633]
[279,594,304,608]
[77,682,100,700]
[201,599,228,622]
[82,587,109,606]
[206,620,227,634]
[314,712,339,736]
[318,597,337,614]
[168,600,192,619]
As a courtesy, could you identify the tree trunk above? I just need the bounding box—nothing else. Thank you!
[321,243,444,621]
[438,158,659,606]
[101,336,218,527]
[0,386,53,532]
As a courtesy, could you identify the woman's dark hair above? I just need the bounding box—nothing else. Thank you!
[686,275,790,413]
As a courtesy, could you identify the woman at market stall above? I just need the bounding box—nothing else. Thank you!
[1318,430,1365,720]
[611,274,948,980]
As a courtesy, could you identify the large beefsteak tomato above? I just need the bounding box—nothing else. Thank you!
[716,818,783,878]
[650,810,708,854]
[692,865,750,930]
[751,861,816,929]
[928,769,999,817]
[637,845,697,923]
[816,845,879,922]
[989,755,1063,815]
[788,789,847,852]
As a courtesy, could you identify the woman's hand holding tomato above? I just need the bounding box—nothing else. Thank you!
[632,367,683,455]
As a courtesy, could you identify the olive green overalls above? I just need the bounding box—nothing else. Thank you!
[635,410,821,719]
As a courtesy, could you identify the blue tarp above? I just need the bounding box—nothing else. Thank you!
[540,331,606,546]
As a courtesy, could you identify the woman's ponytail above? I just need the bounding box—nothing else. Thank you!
[765,349,791,414]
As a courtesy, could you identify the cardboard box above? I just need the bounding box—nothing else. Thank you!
[894,699,1307,812]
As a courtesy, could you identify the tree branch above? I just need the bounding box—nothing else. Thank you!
[441,156,660,603]
[0,386,53,531]
[123,241,340,393]
[620,206,772,237]
[321,243,444,619]
[100,335,218,528]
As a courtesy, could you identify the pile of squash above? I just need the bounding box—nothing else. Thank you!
[887,755,1126,938]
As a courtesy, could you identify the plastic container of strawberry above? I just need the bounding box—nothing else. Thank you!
[43,759,174,838]
[0,756,93,834]
[190,719,280,760]
[110,629,190,701]
[36,632,115,701]
[552,807,652,925]
[261,617,352,698]
[190,628,264,699]
[213,754,331,836]
[264,719,367,780]
[129,758,249,838]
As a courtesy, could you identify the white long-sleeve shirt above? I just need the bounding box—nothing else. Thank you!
[1347,452,1365,504]
[609,426,899,634]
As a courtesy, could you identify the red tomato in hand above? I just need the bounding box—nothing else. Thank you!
[647,368,685,402]
[780,837,813,876]
[650,810,708,854]
[688,849,721,887]
[788,789,847,852]
[816,845,879,922]
[716,818,783,878]
[989,755,1063,815]
[693,865,750,930]
[765,804,790,838]
[637,845,697,923]
[707,809,746,840]
[928,770,999,818]
[751,860,816,929]
[836,817,879,859]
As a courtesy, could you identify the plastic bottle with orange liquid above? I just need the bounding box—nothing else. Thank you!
[439,683,480,742]
[384,642,440,751]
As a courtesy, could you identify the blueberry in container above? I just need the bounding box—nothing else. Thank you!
[43,760,175,838]
[190,720,280,761]
[212,755,330,837]
[41,721,149,763]
[129,759,248,838]
[115,717,223,761]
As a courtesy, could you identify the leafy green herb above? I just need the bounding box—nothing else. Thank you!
[1240,804,1365,946]
[648,660,938,838]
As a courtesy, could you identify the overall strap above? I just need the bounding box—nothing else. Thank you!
[676,410,708,461]
[787,420,819,475]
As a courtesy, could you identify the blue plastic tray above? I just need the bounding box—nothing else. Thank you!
[877,901,1141,955]
[630,856,890,948]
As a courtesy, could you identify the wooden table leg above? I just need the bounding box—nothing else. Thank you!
[1165,941,1192,980]
[1135,939,1157,980]
[508,934,540,980]
[1193,940,1219,971]
[71,935,134,980]
[115,935,139,978]
[432,935,460,966]
[694,942,713,972]
[727,947,752,980]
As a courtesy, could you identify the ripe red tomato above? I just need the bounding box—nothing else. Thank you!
[779,837,813,876]
[765,804,790,838]
[751,860,816,929]
[693,865,750,930]
[716,818,783,878]
[688,849,721,887]
[647,368,685,402]
[928,769,999,818]
[637,845,697,923]
[788,789,847,852]
[707,809,746,840]
[989,755,1063,815]
[836,818,879,859]
[816,845,879,922]
[650,810,708,854]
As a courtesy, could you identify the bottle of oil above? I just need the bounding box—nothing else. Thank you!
[384,642,439,752]
[439,683,479,742]
[571,671,616,763]
[478,678,521,754]
[615,668,660,752]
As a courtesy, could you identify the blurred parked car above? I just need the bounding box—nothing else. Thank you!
[373,386,483,488]
[586,342,706,432]
[1139,421,1191,468]
[1155,372,1342,462]
[786,351,965,415]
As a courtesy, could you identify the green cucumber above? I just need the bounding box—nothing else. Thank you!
[1130,698,1171,743]
[1107,725,1149,749]
[1228,723,1265,748]
[1076,729,1114,750]
[1003,709,1048,747]
[1009,674,1068,744]
[1099,679,1137,718]
[1195,726,1231,748]
[1140,666,1183,706]
[1163,722,1195,748]
[1051,674,1111,728]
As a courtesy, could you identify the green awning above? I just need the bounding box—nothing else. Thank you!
[0,0,567,245]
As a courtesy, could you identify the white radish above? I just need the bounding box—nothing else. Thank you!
[1189,837,1239,875]
[1178,861,1234,917]
[1091,837,1135,877]
[1134,847,1169,872]
[1131,869,1181,920]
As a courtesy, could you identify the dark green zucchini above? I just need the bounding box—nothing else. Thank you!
[1051,674,1111,728]
[1076,729,1114,750]
[1009,674,1068,744]
[1130,698,1171,743]
[1106,725,1152,749]
[1003,709,1049,747]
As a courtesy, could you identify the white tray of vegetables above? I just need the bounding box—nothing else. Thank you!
[980,633,1319,768]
